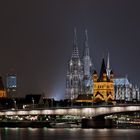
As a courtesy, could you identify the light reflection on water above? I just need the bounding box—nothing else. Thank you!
[1,128,140,140]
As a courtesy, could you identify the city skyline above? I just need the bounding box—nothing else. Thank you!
[0,0,140,99]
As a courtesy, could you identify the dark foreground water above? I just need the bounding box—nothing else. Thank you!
[1,128,140,140]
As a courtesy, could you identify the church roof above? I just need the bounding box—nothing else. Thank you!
[76,94,93,101]
[98,58,107,81]
[113,77,130,86]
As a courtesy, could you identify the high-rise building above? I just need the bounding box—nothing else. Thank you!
[93,58,114,102]
[6,73,17,97]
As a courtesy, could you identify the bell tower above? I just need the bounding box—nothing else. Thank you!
[93,58,114,103]
[0,76,7,97]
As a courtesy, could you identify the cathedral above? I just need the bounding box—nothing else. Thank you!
[66,29,140,103]
[114,77,140,102]
[66,29,92,100]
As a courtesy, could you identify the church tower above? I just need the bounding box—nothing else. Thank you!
[82,29,93,94]
[66,29,83,99]
[0,76,7,97]
[93,58,114,103]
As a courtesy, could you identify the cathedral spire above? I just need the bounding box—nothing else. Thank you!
[99,58,106,81]
[74,28,77,47]
[106,53,111,77]
[107,53,110,70]
[85,29,88,48]
[84,29,89,56]
[72,28,79,59]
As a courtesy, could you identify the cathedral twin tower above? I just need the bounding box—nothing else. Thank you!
[66,29,114,102]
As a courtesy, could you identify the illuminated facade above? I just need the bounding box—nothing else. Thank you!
[66,29,93,99]
[6,73,17,97]
[114,77,140,102]
[6,74,17,90]
[66,29,83,99]
[66,29,139,102]
[0,76,7,97]
[82,29,93,94]
[93,58,114,102]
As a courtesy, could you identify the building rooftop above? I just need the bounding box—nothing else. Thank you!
[75,94,93,102]
[114,77,130,86]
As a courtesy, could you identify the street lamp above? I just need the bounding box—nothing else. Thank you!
[32,98,34,109]
[51,99,53,108]
[71,98,73,108]
[13,99,16,109]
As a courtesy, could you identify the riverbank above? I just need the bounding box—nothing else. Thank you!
[0,121,140,129]
[0,121,52,128]
[0,121,81,128]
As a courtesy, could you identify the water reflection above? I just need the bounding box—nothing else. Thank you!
[1,128,140,140]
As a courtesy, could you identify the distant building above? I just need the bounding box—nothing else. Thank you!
[6,73,17,97]
[93,58,114,103]
[0,76,7,97]
[75,94,93,103]
[114,77,140,102]
[66,29,139,103]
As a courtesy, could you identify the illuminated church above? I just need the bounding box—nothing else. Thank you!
[66,29,140,103]
[93,58,114,103]
[66,29,93,100]
[114,77,140,102]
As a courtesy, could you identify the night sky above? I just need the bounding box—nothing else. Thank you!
[0,0,140,99]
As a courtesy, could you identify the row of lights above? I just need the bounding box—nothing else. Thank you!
[0,106,140,117]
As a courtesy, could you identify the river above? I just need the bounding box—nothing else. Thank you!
[1,128,140,140]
